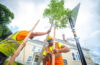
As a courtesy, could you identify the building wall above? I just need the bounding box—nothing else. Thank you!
[85,51,95,65]
[16,40,42,65]
[16,40,95,65]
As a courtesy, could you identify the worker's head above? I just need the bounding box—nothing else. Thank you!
[47,36,53,46]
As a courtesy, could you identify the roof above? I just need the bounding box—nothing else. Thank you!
[27,39,89,51]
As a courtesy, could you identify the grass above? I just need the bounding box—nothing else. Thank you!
[4,60,24,65]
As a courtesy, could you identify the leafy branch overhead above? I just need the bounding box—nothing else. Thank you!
[43,0,72,28]
[0,4,14,24]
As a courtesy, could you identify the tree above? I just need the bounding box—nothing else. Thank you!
[36,0,72,65]
[0,4,14,41]
[0,3,14,24]
[0,24,12,41]
[43,0,72,28]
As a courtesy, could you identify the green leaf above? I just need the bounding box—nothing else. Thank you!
[0,4,14,24]
[43,0,72,29]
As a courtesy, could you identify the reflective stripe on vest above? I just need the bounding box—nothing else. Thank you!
[0,32,20,47]
[47,43,62,57]
[55,42,62,57]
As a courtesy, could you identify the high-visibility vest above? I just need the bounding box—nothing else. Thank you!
[45,42,64,65]
[0,31,29,57]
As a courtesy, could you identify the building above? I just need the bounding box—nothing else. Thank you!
[15,39,94,65]
[95,63,100,65]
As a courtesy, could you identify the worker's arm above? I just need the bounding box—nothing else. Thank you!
[53,45,70,54]
[30,29,50,37]
[59,45,70,53]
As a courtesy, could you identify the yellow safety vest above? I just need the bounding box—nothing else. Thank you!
[0,31,23,57]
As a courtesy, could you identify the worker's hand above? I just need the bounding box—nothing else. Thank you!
[47,52,52,56]
[23,43,26,47]
[47,29,51,34]
[45,52,51,61]
[53,48,59,54]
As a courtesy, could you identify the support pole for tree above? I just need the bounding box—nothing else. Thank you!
[7,19,40,65]
[23,47,25,64]
[52,26,56,65]
[69,18,87,65]
[36,24,53,65]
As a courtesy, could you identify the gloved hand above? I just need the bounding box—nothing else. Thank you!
[45,52,51,61]
[47,29,51,34]
[53,48,60,54]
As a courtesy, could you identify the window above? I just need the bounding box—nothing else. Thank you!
[38,48,41,52]
[26,56,32,65]
[72,52,80,61]
[32,46,36,51]
[76,52,80,61]
[63,59,68,65]
[32,52,41,65]
[72,53,76,60]
[27,56,32,61]
[34,55,39,62]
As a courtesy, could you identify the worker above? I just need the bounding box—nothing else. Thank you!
[0,29,51,65]
[43,36,70,65]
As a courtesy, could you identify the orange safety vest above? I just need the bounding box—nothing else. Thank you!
[45,42,64,65]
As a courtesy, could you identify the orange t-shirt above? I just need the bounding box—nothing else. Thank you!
[16,30,29,41]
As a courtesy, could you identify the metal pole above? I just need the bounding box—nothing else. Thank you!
[69,18,87,65]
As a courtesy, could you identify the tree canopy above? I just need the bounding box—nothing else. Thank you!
[0,24,12,41]
[43,0,72,29]
[0,3,14,24]
[0,4,13,41]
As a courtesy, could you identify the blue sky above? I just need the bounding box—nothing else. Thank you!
[0,0,100,63]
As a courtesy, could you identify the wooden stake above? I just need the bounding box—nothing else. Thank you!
[7,19,40,65]
[23,47,25,64]
[52,26,56,65]
[36,24,53,65]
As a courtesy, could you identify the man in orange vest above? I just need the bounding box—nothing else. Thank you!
[43,36,70,65]
[0,29,50,65]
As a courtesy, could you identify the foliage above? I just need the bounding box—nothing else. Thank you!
[0,3,14,24]
[0,4,13,41]
[43,0,72,29]
[4,60,24,65]
[0,24,12,41]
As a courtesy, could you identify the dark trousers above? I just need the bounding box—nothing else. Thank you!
[0,52,7,65]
